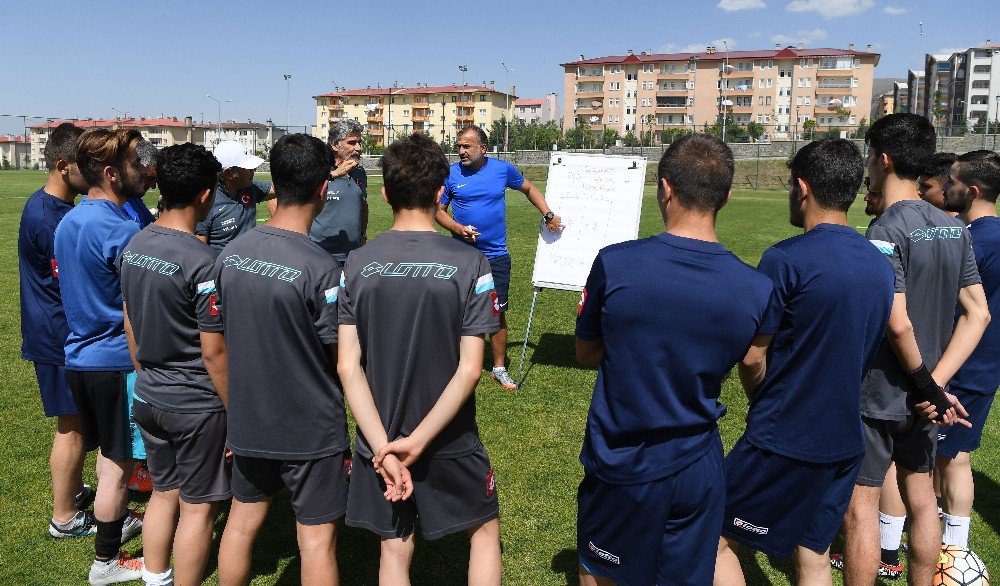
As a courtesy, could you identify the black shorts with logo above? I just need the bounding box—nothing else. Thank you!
[231,452,349,525]
[856,415,938,485]
[66,370,133,462]
[346,443,499,540]
[133,400,231,504]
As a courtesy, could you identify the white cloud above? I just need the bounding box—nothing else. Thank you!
[771,28,830,46]
[883,5,907,14]
[717,0,766,11]
[786,0,874,19]
[657,38,738,54]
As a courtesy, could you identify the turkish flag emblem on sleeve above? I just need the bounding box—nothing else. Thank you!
[578,289,588,316]
[210,293,220,316]
[490,291,500,316]
[51,259,59,279]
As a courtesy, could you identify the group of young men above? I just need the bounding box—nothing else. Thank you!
[575,113,998,586]
[17,111,998,586]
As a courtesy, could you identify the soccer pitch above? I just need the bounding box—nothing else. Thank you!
[1,169,997,585]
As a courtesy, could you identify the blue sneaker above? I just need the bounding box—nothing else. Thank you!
[49,510,97,539]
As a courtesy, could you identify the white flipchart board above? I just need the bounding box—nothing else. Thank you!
[530,152,647,291]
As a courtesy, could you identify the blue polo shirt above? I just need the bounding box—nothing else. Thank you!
[576,232,776,485]
[54,198,140,371]
[442,158,524,259]
[746,224,895,463]
[950,216,1000,395]
[18,188,74,365]
[83,195,155,228]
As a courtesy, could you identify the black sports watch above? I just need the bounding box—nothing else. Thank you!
[543,211,555,224]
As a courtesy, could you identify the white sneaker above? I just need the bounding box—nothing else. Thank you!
[491,367,518,390]
[121,510,143,544]
[88,551,143,585]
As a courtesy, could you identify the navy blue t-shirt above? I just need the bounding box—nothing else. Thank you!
[576,232,776,485]
[441,158,524,259]
[950,216,1000,395]
[18,188,74,364]
[745,224,894,463]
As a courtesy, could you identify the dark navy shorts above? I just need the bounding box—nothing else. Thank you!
[231,452,349,525]
[577,433,724,586]
[487,254,511,312]
[34,362,77,417]
[938,389,996,458]
[66,369,133,462]
[722,436,863,558]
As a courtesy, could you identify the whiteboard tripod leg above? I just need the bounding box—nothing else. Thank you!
[516,287,541,388]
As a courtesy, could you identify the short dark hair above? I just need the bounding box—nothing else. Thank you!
[955,150,1000,203]
[155,143,222,210]
[381,133,450,211]
[657,134,734,212]
[788,138,863,212]
[865,113,936,181]
[76,128,143,188]
[458,125,489,147]
[923,152,957,181]
[43,123,84,171]
[269,134,333,205]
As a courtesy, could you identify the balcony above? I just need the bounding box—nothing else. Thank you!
[657,71,689,79]
[412,113,429,121]
[575,90,604,99]
[656,88,688,95]
[817,68,854,76]
[367,115,383,122]
[656,103,688,109]
[817,80,853,88]
[575,74,604,82]
[724,86,754,95]
[455,100,475,107]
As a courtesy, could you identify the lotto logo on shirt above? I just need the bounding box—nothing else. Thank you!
[578,289,588,315]
[485,468,496,497]
[50,259,59,279]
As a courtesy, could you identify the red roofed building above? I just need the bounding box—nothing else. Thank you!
[0,135,31,169]
[514,94,558,124]
[562,44,880,141]
[312,82,517,146]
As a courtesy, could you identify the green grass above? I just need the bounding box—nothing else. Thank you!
[1,169,997,584]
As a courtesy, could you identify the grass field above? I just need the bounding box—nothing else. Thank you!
[1,169,997,585]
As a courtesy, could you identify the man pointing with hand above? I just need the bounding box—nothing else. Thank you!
[436,125,562,390]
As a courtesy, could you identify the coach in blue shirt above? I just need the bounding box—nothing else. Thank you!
[436,125,562,390]
[575,134,776,586]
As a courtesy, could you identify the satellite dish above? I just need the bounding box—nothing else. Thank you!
[829,99,843,107]
[720,64,734,74]
[367,104,378,112]
[589,116,600,122]
[592,100,602,107]
[722,99,734,106]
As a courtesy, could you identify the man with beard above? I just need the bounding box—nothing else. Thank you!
[18,123,97,538]
[55,128,148,583]
[306,119,369,263]
[435,125,562,390]
[196,140,273,251]
[935,150,1000,550]
[919,152,958,216]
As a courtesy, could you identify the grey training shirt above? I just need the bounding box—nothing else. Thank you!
[120,225,224,413]
[216,225,346,459]
[309,167,367,262]
[338,230,500,460]
[862,200,981,420]
[196,179,272,251]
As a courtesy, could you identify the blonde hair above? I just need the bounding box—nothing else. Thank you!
[76,128,143,187]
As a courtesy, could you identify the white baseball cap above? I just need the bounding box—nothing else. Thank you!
[213,140,265,170]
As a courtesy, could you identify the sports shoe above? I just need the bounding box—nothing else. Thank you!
[88,550,143,585]
[76,484,96,510]
[121,510,143,544]
[128,462,153,493]
[491,367,518,390]
[829,554,903,579]
[49,509,97,539]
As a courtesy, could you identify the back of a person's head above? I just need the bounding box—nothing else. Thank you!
[864,113,935,180]
[788,138,863,212]
[43,123,84,171]
[955,150,1000,203]
[76,128,143,188]
[156,143,222,210]
[657,134,734,212]
[269,134,333,205]
[924,151,957,181]
[381,133,450,211]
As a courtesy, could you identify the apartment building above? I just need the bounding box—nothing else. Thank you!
[204,120,286,154]
[922,54,953,123]
[312,83,516,145]
[0,135,31,168]
[893,81,909,114]
[906,70,926,116]
[943,42,1000,127]
[562,44,879,140]
[28,117,211,167]
[873,94,894,120]
[514,94,558,124]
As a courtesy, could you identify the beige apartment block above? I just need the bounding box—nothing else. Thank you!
[0,135,31,168]
[562,44,879,140]
[312,83,516,145]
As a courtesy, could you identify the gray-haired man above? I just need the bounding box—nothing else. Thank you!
[274,120,368,263]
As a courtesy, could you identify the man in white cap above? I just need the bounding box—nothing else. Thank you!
[196,141,274,251]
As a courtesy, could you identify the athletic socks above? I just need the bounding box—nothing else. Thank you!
[942,513,971,548]
[95,514,128,561]
[879,512,906,564]
[142,566,174,586]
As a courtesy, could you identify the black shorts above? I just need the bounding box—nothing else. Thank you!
[856,415,938,486]
[487,254,511,312]
[937,388,996,458]
[66,370,133,462]
[34,362,78,417]
[231,452,349,525]
[346,444,499,540]
[133,400,231,504]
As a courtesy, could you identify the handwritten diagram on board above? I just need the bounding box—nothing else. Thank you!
[531,152,647,291]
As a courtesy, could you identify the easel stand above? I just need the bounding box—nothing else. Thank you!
[515,286,542,387]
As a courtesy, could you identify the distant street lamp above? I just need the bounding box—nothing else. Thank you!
[501,61,513,151]
[721,40,733,142]
[284,74,292,131]
[206,94,232,145]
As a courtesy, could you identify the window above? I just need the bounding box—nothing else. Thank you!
[757,114,763,123]
[807,59,813,67]
[759,96,765,105]
[804,96,810,105]
[806,77,812,87]
[480,94,487,101]
[642,64,655,72]
[610,82,620,90]
[797,77,804,87]
[767,78,772,87]
[796,96,803,106]
[480,109,487,115]
[850,115,857,124]
[765,115,771,123]
[766,96,771,105]
[402,109,409,116]
[451,96,458,102]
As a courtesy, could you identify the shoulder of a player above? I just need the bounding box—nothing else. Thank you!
[599,236,652,258]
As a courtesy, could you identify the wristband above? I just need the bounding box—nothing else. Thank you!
[905,363,951,420]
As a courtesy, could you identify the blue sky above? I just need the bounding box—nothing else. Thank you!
[1,0,997,135]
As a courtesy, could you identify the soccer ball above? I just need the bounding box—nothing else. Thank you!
[934,545,990,585]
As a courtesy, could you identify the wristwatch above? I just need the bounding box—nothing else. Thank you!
[543,211,555,224]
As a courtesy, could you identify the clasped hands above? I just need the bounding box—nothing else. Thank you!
[371,435,424,502]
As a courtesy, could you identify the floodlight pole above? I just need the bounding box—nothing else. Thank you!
[459,65,468,138]
[284,74,292,131]
[501,61,512,152]
[722,40,730,142]
[206,94,232,145]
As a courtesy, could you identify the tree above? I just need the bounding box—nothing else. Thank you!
[0,154,9,170]
[802,119,818,139]
[746,121,765,142]
[824,126,843,139]
[563,122,595,149]
[361,133,383,155]
[622,131,639,147]
[851,117,870,139]
[598,128,619,148]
